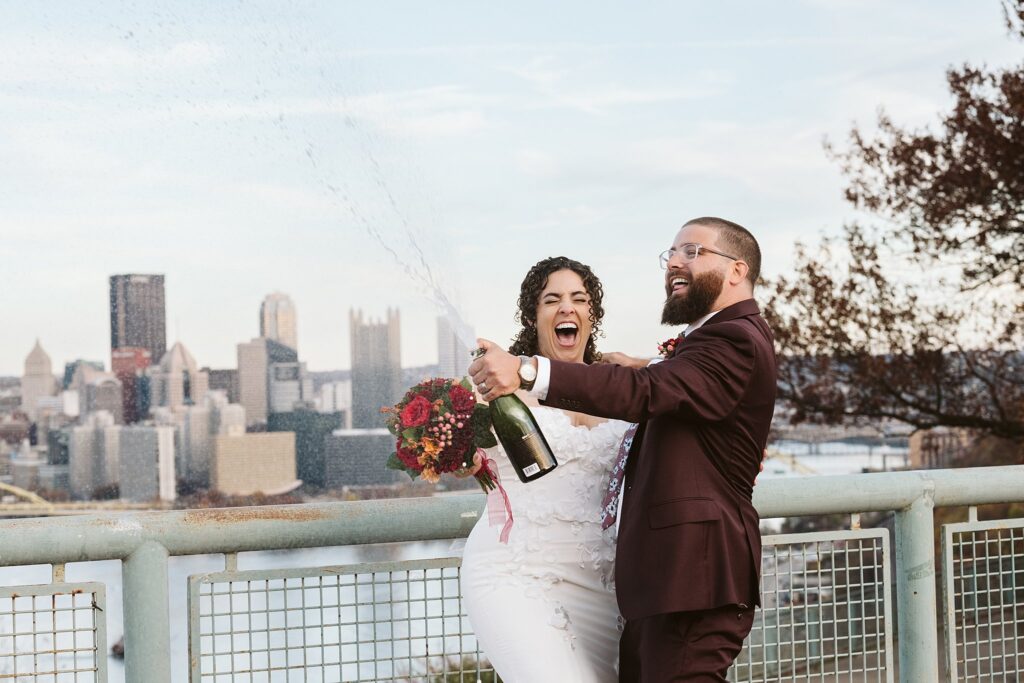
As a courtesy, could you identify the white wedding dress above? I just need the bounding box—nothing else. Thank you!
[461,406,630,682]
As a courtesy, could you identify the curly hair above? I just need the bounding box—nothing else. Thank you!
[508,256,605,364]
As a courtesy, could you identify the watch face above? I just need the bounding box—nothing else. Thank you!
[519,358,538,381]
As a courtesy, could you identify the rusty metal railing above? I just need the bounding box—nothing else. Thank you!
[0,465,1023,681]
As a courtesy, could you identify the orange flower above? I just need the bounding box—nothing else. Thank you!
[420,438,443,457]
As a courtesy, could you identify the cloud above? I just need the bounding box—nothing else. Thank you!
[103,85,500,139]
[508,119,836,201]
[513,149,560,177]
[505,204,608,234]
[502,55,727,115]
[0,39,224,88]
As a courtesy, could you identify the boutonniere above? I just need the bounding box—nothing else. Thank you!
[657,335,682,358]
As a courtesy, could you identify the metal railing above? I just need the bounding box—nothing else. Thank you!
[0,465,1022,682]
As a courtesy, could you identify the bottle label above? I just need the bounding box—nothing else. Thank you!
[515,432,556,471]
[522,463,540,477]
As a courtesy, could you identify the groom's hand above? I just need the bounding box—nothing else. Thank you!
[754,448,768,486]
[469,338,521,402]
[598,351,651,369]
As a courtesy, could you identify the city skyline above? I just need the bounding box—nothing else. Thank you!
[5,273,456,376]
[7,279,455,380]
[3,2,1020,376]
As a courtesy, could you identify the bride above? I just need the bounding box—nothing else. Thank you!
[461,256,630,682]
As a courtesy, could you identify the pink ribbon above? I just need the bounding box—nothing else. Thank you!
[480,451,514,544]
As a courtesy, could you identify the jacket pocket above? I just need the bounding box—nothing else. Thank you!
[648,497,722,529]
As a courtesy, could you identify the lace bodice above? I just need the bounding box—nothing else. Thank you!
[480,406,629,586]
[487,407,626,520]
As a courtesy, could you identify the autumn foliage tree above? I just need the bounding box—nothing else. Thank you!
[765,0,1024,444]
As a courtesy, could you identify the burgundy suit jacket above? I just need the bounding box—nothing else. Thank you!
[543,299,776,619]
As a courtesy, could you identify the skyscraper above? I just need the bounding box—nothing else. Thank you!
[68,411,120,500]
[268,409,343,487]
[260,292,298,351]
[109,274,167,363]
[205,368,239,403]
[212,432,298,496]
[119,425,176,502]
[349,308,401,429]
[62,360,104,390]
[67,364,123,423]
[148,341,209,410]
[237,337,298,426]
[269,361,313,414]
[111,347,151,423]
[324,429,404,488]
[180,391,246,488]
[437,315,473,379]
[21,340,57,421]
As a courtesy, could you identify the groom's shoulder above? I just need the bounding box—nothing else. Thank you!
[708,300,772,341]
[684,320,757,357]
[687,313,770,354]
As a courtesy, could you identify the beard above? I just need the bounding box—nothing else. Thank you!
[661,269,725,325]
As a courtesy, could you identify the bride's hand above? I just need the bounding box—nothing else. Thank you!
[597,351,651,369]
[454,450,484,479]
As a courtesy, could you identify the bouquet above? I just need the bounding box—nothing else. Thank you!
[383,377,499,491]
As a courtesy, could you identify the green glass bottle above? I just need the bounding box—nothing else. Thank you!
[489,393,558,483]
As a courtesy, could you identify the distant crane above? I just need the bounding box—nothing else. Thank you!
[0,482,54,510]
[765,448,818,475]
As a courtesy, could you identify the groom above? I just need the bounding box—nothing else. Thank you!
[470,216,776,681]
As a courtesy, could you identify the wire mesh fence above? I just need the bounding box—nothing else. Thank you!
[188,558,496,683]
[943,517,1024,681]
[730,528,893,682]
[186,529,892,683]
[0,582,107,682]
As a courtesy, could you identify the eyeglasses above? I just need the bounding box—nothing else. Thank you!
[659,243,739,269]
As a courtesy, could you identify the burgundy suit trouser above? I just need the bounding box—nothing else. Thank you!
[618,604,755,682]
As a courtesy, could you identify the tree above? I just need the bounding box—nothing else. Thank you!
[765,0,1024,443]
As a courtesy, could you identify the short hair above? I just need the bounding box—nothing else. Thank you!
[683,216,761,286]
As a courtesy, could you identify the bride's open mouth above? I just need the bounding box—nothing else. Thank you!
[554,321,579,348]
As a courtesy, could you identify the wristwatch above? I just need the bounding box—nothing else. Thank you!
[518,355,538,391]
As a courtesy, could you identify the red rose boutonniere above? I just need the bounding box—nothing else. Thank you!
[657,335,682,358]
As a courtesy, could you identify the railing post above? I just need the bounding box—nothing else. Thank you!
[894,492,939,682]
[122,541,171,683]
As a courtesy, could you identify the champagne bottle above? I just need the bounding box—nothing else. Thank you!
[489,393,558,483]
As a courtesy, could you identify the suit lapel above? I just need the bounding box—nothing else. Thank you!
[622,421,647,486]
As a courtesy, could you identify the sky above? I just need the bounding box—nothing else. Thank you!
[2,1,1021,376]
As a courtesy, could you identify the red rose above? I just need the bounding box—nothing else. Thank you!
[396,445,421,470]
[400,395,432,428]
[448,385,476,413]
